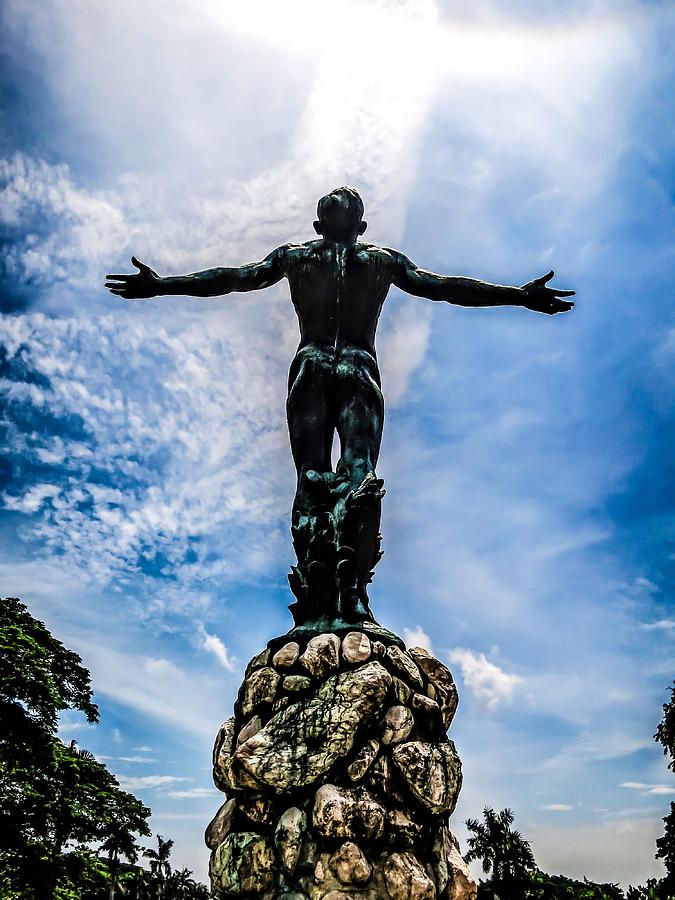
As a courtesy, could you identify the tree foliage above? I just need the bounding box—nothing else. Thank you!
[655,682,675,772]
[0,597,183,898]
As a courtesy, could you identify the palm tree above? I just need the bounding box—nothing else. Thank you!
[465,807,536,898]
[144,834,174,897]
[99,820,140,900]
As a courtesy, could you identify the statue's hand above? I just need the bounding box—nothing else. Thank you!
[520,270,575,315]
[105,257,161,300]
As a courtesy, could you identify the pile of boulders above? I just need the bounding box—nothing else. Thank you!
[206,629,476,899]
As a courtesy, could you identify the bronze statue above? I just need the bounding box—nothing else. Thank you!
[106,187,574,637]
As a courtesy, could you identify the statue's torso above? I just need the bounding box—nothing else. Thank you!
[284,240,397,358]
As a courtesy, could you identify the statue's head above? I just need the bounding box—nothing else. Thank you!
[314,187,367,240]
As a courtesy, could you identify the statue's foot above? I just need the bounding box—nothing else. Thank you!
[347,471,385,508]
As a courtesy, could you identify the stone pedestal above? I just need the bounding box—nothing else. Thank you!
[206,629,477,899]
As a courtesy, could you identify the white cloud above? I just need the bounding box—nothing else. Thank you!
[144,658,183,677]
[448,647,521,710]
[198,624,236,672]
[402,625,434,654]
[641,620,675,632]
[117,774,189,790]
[542,803,573,811]
[4,483,60,514]
[166,787,217,799]
[620,782,675,795]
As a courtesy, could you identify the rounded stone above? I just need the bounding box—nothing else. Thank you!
[273,641,300,669]
[347,738,379,782]
[204,798,235,850]
[244,647,270,677]
[391,740,462,815]
[392,676,413,705]
[237,715,262,746]
[209,831,276,895]
[408,647,459,729]
[383,851,436,899]
[275,806,307,876]
[299,633,341,679]
[342,631,372,664]
[411,693,440,716]
[240,666,280,716]
[237,793,273,826]
[236,662,391,792]
[382,705,414,745]
[329,840,372,885]
[385,646,424,689]
[313,783,385,841]
[386,808,423,847]
[283,674,312,692]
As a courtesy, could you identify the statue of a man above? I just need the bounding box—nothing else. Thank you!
[107,187,574,631]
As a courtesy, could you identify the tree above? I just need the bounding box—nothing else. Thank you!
[0,597,150,898]
[655,682,675,772]
[653,683,675,896]
[465,807,537,898]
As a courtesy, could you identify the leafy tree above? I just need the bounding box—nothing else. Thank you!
[466,807,537,898]
[655,803,675,890]
[653,683,675,896]
[0,597,150,898]
[655,682,675,772]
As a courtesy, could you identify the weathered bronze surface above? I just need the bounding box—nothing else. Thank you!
[106,187,574,633]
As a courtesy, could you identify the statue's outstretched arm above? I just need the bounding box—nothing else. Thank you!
[106,247,286,300]
[392,252,575,315]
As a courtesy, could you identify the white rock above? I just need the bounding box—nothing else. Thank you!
[275,806,307,876]
[391,740,462,815]
[313,783,385,840]
[382,705,414,745]
[330,840,372,885]
[299,633,341,679]
[383,851,435,899]
[240,666,280,716]
[273,641,300,669]
[237,715,262,746]
[446,830,478,900]
[342,631,372,664]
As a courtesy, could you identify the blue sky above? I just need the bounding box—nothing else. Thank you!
[1,0,673,887]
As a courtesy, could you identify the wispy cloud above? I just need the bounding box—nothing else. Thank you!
[117,775,189,791]
[197,624,236,672]
[621,782,675,796]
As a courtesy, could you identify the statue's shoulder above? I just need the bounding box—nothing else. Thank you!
[354,242,400,265]
[279,240,322,267]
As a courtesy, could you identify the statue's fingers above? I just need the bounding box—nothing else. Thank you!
[108,288,128,296]
[131,255,147,271]
[554,289,575,297]
[538,269,555,285]
[106,275,132,281]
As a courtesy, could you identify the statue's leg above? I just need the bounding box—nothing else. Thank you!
[286,347,334,517]
[334,350,384,488]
